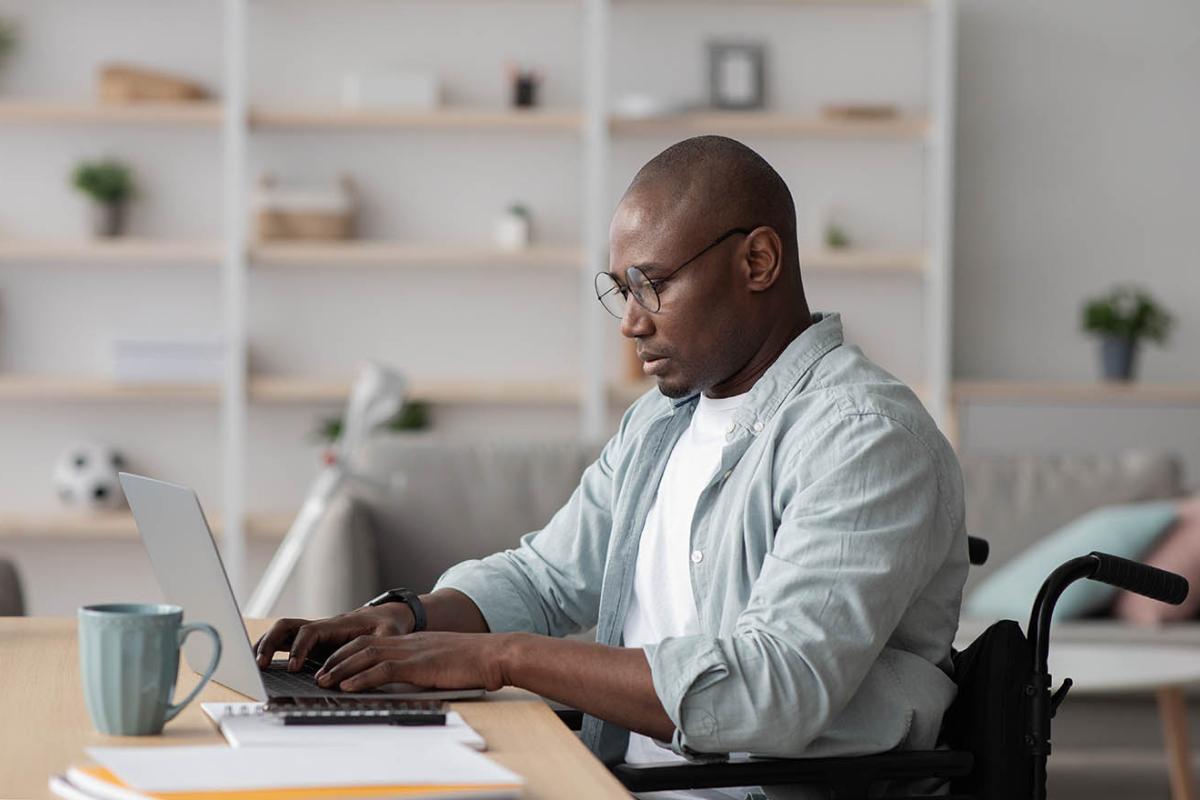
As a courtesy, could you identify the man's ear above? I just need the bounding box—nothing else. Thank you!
[743,226,784,292]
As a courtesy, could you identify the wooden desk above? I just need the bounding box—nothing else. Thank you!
[0,618,629,800]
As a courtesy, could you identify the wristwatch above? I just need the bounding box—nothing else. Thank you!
[363,587,427,632]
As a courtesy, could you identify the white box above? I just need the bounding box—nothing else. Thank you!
[112,338,227,384]
[341,70,440,110]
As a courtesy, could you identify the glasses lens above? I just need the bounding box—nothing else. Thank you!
[627,268,660,313]
[594,272,626,319]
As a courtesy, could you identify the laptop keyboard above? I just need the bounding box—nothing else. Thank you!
[264,657,380,698]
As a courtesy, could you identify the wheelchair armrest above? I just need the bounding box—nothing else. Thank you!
[611,750,973,795]
[552,706,584,731]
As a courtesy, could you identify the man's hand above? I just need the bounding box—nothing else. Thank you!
[313,632,512,693]
[253,605,415,671]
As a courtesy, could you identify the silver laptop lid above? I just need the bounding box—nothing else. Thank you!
[119,472,269,701]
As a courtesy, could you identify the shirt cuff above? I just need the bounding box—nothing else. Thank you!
[643,636,731,758]
[433,560,543,635]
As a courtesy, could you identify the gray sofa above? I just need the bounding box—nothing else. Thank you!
[291,438,1194,796]
[295,439,1185,617]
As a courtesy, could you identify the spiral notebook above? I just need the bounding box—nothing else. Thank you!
[201,702,487,750]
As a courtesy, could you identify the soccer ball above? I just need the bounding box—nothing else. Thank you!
[52,442,127,511]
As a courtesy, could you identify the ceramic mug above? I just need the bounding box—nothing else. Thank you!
[78,603,221,735]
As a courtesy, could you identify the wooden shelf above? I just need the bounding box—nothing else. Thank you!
[0,100,222,126]
[249,376,583,406]
[0,375,219,403]
[250,107,583,132]
[610,112,928,139]
[0,239,221,265]
[953,381,1200,405]
[801,248,925,274]
[0,510,289,541]
[250,241,584,269]
[616,0,924,4]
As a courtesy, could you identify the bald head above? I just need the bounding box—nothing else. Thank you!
[607,136,812,399]
[626,135,799,274]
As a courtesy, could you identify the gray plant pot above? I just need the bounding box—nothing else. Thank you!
[90,201,127,238]
[1100,335,1138,382]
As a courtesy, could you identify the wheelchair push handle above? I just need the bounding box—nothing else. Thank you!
[1087,551,1189,606]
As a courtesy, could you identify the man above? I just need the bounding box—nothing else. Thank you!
[256,136,968,782]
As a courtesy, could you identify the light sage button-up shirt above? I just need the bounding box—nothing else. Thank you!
[435,312,968,765]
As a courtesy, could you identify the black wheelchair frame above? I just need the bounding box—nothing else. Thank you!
[558,536,1189,800]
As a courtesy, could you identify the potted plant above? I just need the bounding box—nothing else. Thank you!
[0,17,17,85]
[1081,285,1173,382]
[312,400,431,448]
[71,158,136,237]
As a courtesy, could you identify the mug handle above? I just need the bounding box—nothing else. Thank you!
[164,622,222,723]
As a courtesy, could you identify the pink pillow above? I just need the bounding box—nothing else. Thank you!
[1114,498,1200,625]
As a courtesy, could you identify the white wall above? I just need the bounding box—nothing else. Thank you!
[953,0,1200,483]
[956,0,1199,382]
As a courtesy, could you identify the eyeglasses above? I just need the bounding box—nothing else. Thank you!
[594,227,753,319]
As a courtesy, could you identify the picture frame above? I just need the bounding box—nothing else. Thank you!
[707,41,767,111]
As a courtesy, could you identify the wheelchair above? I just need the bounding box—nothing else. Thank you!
[559,536,1190,800]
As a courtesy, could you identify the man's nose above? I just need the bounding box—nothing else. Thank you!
[619,297,654,340]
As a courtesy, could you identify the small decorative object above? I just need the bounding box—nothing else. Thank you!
[707,41,766,111]
[52,442,128,511]
[341,69,440,110]
[613,93,687,120]
[255,173,357,242]
[507,63,542,109]
[97,63,208,104]
[72,158,135,238]
[1081,285,1173,382]
[312,400,431,446]
[493,204,532,251]
[112,337,225,384]
[825,222,850,250]
[815,204,851,250]
[821,103,900,121]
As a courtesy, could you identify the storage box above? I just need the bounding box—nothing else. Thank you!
[254,174,357,242]
[112,338,226,384]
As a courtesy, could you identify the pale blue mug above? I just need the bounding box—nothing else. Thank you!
[78,603,222,736]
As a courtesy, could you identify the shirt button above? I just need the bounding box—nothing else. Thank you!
[725,422,736,434]
[691,550,704,564]
[722,469,732,481]
[753,421,764,433]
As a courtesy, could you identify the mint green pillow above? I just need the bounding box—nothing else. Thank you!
[965,501,1179,621]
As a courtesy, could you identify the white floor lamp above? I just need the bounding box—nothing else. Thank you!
[245,361,407,618]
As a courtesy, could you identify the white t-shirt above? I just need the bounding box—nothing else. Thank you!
[622,391,754,800]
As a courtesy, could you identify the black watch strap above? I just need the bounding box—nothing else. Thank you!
[364,587,427,632]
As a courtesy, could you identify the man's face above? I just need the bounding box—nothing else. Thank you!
[607,191,746,399]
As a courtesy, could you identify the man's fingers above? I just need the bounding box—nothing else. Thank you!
[315,634,376,680]
[288,621,340,670]
[317,643,390,688]
[255,618,306,668]
[339,661,404,693]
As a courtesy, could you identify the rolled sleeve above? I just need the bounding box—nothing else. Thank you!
[645,412,958,757]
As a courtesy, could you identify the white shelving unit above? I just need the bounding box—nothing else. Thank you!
[0,0,956,599]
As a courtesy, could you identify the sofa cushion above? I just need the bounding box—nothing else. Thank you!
[356,436,603,594]
[1114,498,1200,625]
[960,451,1183,595]
[965,501,1179,621]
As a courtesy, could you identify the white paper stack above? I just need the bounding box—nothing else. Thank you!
[50,743,522,800]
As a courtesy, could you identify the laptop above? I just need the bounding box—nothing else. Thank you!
[119,472,484,703]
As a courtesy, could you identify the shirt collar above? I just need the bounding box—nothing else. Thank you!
[663,311,844,434]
